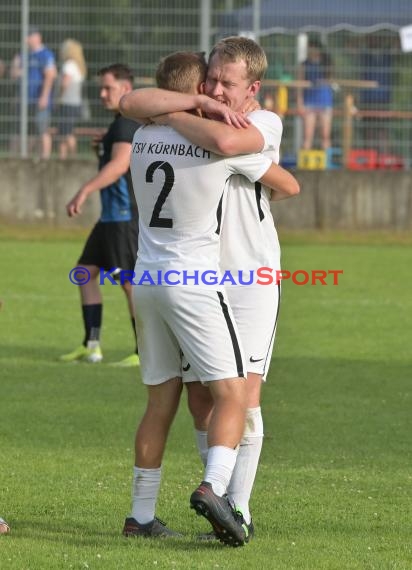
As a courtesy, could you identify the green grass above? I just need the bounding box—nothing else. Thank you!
[1,230,411,569]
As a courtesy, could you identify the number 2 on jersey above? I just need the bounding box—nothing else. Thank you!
[146,161,174,228]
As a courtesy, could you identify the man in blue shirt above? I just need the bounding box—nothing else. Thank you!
[61,64,140,367]
[12,26,57,158]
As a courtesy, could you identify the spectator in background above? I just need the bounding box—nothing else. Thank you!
[56,38,87,159]
[297,38,334,150]
[10,26,57,159]
[359,35,393,154]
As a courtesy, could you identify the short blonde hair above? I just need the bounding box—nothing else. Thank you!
[155,51,207,94]
[209,36,267,83]
[60,38,87,78]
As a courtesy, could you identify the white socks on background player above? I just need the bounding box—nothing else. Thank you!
[195,406,264,524]
[130,466,161,524]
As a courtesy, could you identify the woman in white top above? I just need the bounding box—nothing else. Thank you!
[57,38,87,159]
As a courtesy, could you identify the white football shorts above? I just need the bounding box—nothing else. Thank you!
[133,285,246,385]
[183,283,280,382]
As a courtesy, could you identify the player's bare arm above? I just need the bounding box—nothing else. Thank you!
[259,163,300,201]
[119,88,249,128]
[119,88,199,120]
[153,111,264,156]
[66,142,131,217]
[150,110,296,199]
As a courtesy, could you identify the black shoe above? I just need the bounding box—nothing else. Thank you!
[122,517,182,538]
[197,518,254,542]
[190,482,247,547]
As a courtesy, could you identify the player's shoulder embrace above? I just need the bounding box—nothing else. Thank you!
[249,108,283,135]
[250,108,282,123]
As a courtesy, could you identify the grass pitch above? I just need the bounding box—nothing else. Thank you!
[0,229,411,569]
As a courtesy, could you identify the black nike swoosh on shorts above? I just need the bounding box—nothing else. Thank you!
[249,357,264,363]
[183,363,191,372]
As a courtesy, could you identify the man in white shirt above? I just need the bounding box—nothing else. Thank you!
[120,36,299,539]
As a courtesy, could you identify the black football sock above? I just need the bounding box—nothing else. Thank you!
[82,303,102,347]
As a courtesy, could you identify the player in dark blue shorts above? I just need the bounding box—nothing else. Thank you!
[60,64,140,366]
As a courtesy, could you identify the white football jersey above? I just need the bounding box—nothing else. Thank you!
[130,124,271,287]
[219,110,283,285]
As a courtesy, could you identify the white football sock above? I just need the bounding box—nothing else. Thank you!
[204,445,238,497]
[130,466,161,524]
[227,407,264,524]
[195,429,208,467]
